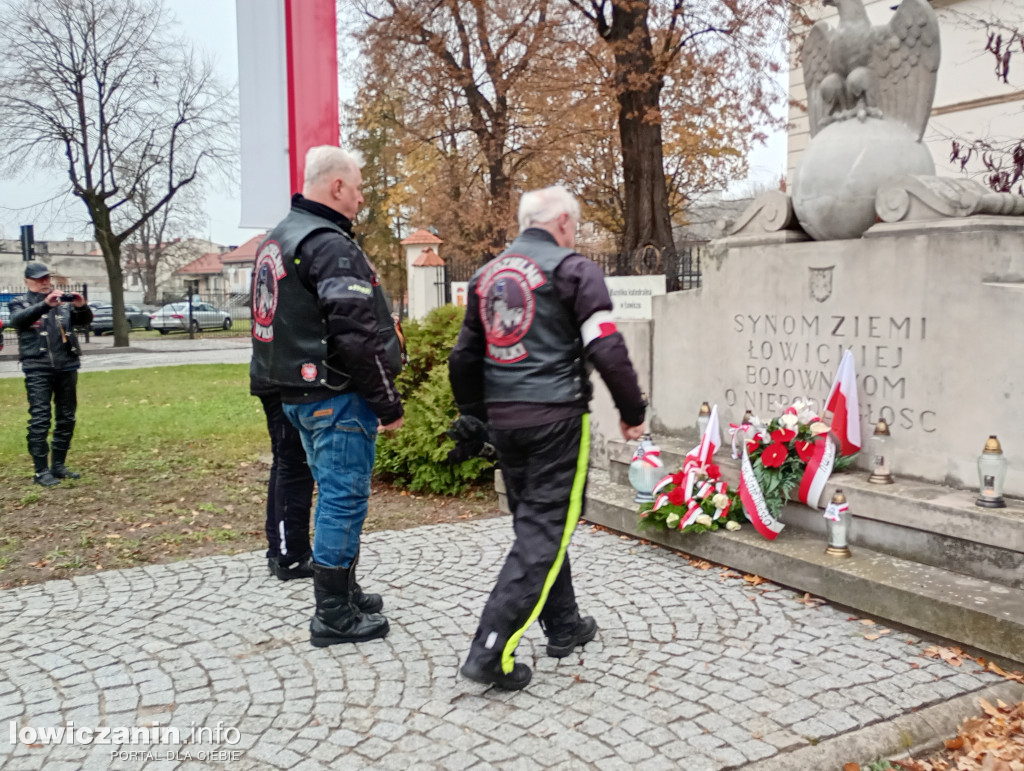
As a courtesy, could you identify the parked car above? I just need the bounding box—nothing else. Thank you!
[149,302,232,334]
[90,303,152,334]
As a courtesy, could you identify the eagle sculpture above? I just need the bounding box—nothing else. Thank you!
[803,0,940,140]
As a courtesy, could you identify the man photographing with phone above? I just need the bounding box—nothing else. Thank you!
[8,262,92,486]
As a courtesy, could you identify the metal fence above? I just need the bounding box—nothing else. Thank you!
[1,282,89,350]
[588,244,704,292]
[442,244,705,297]
[156,292,252,326]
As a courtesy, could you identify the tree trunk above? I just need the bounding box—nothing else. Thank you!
[144,263,158,305]
[487,152,511,251]
[91,205,129,347]
[608,1,676,264]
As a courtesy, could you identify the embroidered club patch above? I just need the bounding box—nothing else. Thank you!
[477,253,546,363]
[252,240,286,342]
[300,363,318,382]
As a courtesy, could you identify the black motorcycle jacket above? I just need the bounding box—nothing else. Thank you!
[9,292,92,372]
[250,195,403,424]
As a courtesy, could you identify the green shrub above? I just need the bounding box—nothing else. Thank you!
[376,362,492,494]
[396,304,466,399]
[376,305,493,495]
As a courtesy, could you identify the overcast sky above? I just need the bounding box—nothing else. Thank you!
[0,0,786,248]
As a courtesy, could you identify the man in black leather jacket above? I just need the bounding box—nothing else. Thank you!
[250,146,404,648]
[8,262,92,486]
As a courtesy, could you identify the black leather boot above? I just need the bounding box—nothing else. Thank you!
[351,549,384,614]
[50,450,80,480]
[542,615,598,658]
[309,563,389,647]
[32,455,60,487]
[461,655,532,691]
[269,553,314,580]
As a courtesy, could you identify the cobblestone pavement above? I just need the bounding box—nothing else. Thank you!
[0,518,1002,770]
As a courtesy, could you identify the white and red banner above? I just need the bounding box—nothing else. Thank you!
[738,444,785,540]
[825,349,862,457]
[237,0,340,228]
[796,436,836,509]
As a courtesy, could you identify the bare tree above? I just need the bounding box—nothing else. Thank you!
[0,0,233,346]
[119,170,205,305]
[944,7,1024,195]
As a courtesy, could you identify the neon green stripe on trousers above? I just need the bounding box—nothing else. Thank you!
[501,413,591,675]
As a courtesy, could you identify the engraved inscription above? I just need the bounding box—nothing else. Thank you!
[731,313,937,434]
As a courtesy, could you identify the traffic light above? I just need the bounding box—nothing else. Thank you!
[20,225,34,262]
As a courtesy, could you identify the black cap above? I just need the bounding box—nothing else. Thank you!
[24,262,50,279]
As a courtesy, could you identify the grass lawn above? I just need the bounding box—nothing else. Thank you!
[0,364,497,587]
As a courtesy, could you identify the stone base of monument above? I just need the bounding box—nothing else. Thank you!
[585,436,1024,665]
[494,468,511,515]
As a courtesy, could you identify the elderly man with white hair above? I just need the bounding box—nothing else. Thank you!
[449,184,647,690]
[250,145,405,647]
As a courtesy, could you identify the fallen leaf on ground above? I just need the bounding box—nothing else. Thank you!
[923,646,965,667]
[978,698,1002,718]
[864,633,880,641]
[743,574,767,585]
[688,559,714,570]
[859,618,876,626]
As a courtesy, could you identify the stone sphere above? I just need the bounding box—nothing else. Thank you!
[792,118,935,241]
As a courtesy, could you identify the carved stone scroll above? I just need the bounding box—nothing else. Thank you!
[876,176,1024,223]
[727,191,800,237]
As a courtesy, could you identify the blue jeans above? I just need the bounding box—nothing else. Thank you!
[283,392,378,568]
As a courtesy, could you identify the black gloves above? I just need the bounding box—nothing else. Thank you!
[446,415,498,464]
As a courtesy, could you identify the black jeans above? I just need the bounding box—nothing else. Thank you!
[468,414,590,671]
[259,393,315,561]
[25,368,78,463]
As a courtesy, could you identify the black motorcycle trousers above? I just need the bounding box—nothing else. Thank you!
[259,394,315,561]
[24,369,78,462]
[468,414,591,674]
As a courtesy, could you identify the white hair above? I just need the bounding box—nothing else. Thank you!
[518,185,580,232]
[304,146,364,188]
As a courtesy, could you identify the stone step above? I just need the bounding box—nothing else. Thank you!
[606,437,1024,590]
[584,468,1024,665]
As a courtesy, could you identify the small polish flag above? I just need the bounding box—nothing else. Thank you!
[691,404,721,464]
[824,349,861,456]
[683,405,721,501]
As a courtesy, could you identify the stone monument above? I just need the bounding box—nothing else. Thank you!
[585,0,1024,498]
[792,0,939,241]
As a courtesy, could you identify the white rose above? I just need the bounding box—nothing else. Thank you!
[665,513,680,529]
[810,421,829,435]
[712,493,730,509]
[695,514,713,527]
[780,413,799,429]
[725,521,741,531]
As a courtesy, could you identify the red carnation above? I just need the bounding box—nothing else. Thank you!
[795,440,816,463]
[761,443,789,468]
[770,427,796,443]
[671,472,686,486]
[704,463,721,480]
[668,487,686,506]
